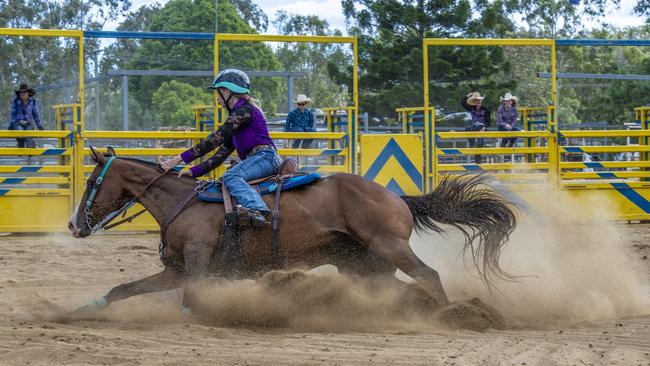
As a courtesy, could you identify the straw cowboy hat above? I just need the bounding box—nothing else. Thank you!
[500,92,518,102]
[15,83,36,97]
[466,91,485,106]
[294,94,312,104]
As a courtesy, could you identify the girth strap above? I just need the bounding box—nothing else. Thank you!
[271,181,283,269]
[160,188,199,246]
[222,182,234,214]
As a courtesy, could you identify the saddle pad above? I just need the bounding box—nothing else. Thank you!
[198,173,322,203]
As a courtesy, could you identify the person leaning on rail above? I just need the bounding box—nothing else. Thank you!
[160,69,282,228]
[461,91,491,164]
[8,83,44,148]
[284,94,315,149]
[497,92,521,148]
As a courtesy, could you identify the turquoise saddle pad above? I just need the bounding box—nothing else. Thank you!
[198,173,321,203]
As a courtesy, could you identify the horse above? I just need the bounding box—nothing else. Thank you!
[67,146,516,316]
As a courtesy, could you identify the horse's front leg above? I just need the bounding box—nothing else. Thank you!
[181,241,214,315]
[66,266,182,318]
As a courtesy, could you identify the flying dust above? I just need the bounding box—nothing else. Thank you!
[25,184,650,332]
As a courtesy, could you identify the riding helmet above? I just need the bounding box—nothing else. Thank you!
[209,68,250,94]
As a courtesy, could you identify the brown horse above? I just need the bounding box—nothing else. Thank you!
[67,147,516,315]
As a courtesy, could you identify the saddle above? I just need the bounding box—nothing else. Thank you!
[200,158,321,278]
[195,173,321,203]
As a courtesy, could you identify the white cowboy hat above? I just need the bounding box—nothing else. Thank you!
[294,94,312,104]
[466,91,485,106]
[500,92,519,102]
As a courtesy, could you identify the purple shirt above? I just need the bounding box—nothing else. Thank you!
[180,98,275,176]
[231,99,274,159]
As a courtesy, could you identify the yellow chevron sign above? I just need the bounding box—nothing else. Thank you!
[361,134,423,195]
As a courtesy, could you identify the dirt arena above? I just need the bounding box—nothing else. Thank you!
[0,217,649,365]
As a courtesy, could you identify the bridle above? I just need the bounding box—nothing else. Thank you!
[82,156,167,232]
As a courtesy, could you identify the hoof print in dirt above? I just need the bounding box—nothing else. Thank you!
[434,297,506,332]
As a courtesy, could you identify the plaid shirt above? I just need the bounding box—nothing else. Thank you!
[284,108,315,132]
[497,105,518,128]
[461,97,491,128]
[9,96,42,129]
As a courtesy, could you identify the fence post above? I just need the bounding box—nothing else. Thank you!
[547,105,559,188]
[72,104,84,206]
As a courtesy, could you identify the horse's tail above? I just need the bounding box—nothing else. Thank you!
[400,175,517,286]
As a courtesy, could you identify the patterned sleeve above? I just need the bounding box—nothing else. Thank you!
[189,143,235,177]
[180,104,252,163]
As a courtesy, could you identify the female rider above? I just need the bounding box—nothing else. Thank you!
[161,69,281,227]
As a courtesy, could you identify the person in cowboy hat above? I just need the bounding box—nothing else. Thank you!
[497,92,521,148]
[461,91,491,164]
[9,83,44,148]
[284,94,315,149]
[161,69,281,227]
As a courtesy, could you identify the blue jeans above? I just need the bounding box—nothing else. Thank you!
[9,123,35,148]
[222,148,281,214]
[498,125,522,147]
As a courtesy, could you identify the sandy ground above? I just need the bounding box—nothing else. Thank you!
[0,222,649,365]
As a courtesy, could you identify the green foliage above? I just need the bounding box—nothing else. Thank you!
[554,26,650,126]
[0,0,130,128]
[273,11,350,111]
[337,0,518,118]
[102,0,282,129]
[151,80,213,127]
[514,0,619,37]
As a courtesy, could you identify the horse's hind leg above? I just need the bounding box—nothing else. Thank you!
[367,237,450,307]
[67,266,182,317]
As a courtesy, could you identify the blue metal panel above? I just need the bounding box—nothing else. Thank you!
[42,149,67,155]
[84,30,214,40]
[1,178,25,184]
[557,39,650,47]
[320,149,343,156]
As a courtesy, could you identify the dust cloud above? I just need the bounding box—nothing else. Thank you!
[411,184,650,325]
[25,183,650,332]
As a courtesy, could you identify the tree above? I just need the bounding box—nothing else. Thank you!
[337,0,518,119]
[552,25,650,126]
[273,11,350,112]
[0,0,130,128]
[101,0,283,130]
[229,0,269,32]
[151,80,213,127]
[514,0,620,38]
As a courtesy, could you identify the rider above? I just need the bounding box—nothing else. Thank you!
[161,69,281,227]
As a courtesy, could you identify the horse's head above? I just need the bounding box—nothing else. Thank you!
[68,146,128,238]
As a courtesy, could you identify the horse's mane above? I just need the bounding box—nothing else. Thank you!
[117,157,160,169]
[115,156,196,183]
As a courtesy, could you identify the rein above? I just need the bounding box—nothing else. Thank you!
[83,157,168,232]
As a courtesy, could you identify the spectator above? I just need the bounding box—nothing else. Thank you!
[461,91,491,164]
[9,83,44,148]
[285,94,315,149]
[497,92,521,147]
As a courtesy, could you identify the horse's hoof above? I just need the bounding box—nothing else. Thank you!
[434,297,506,331]
[181,305,193,315]
[65,296,108,320]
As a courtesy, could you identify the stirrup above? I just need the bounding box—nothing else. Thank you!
[249,210,267,228]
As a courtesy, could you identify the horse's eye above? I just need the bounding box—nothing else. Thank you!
[86,180,95,187]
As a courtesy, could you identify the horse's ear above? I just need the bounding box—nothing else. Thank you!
[106,146,117,157]
[89,146,106,164]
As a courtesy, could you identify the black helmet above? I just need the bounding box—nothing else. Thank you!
[208,68,250,94]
